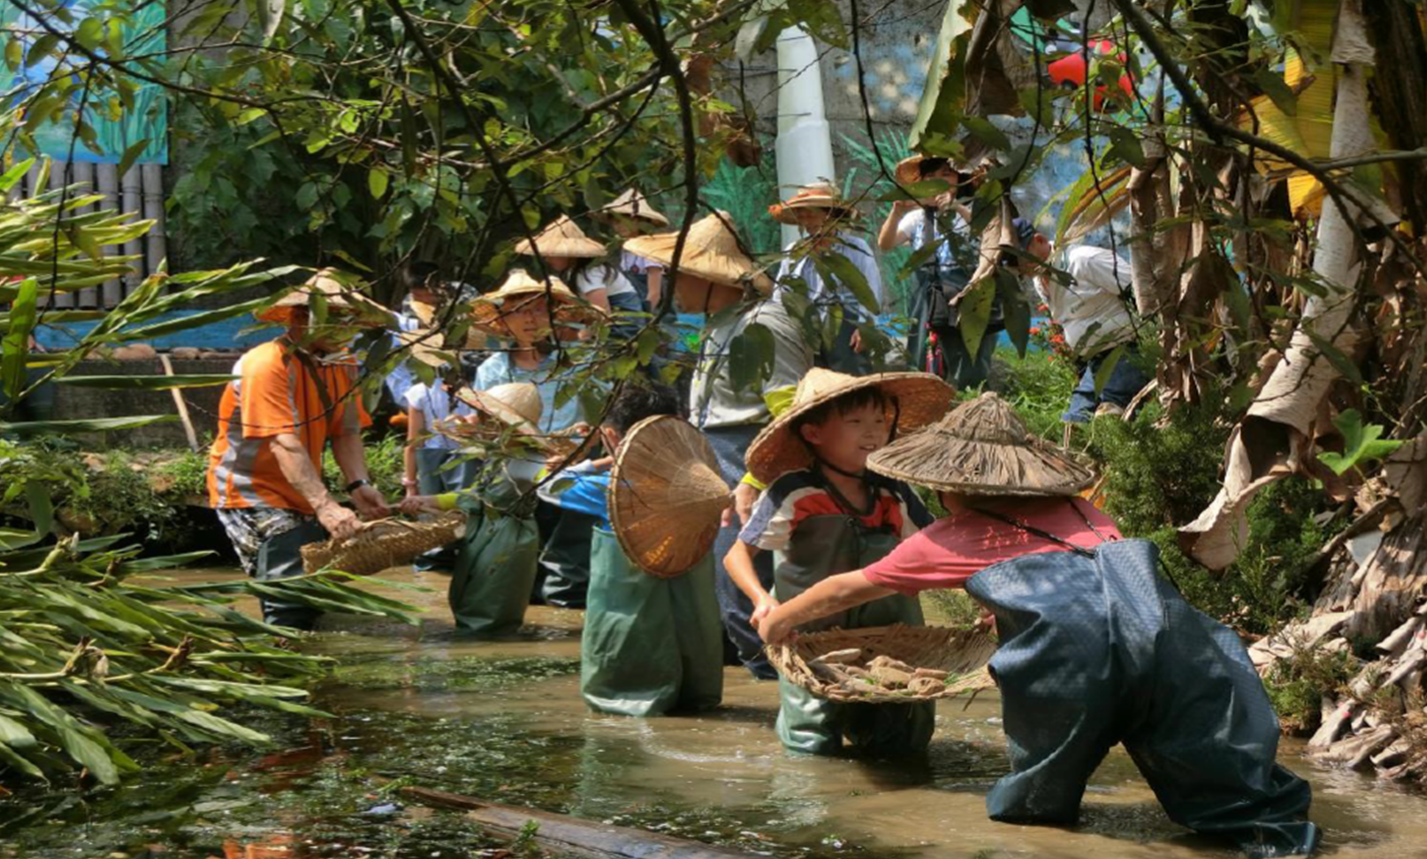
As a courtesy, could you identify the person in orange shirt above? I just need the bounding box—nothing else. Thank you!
[207,270,392,629]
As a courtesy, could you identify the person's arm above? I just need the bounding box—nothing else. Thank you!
[270,433,361,540]
[645,266,663,311]
[723,540,777,626]
[331,430,388,520]
[758,570,896,644]
[403,407,423,498]
[878,201,917,251]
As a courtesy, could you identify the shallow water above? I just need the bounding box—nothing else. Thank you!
[3,566,1425,859]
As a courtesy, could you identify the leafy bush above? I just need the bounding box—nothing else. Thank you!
[988,347,1079,440]
[1263,644,1357,735]
[1085,399,1342,635]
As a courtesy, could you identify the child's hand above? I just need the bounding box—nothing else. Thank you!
[758,608,794,646]
[749,595,780,630]
[975,607,998,636]
[399,495,440,516]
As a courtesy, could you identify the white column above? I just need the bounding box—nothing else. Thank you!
[774,27,836,248]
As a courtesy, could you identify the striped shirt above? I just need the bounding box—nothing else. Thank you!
[207,340,371,513]
[739,469,932,553]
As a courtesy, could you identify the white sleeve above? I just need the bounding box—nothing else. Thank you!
[403,383,427,410]
[895,209,923,246]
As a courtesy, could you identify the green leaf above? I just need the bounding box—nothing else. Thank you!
[1253,67,1297,117]
[54,374,238,391]
[26,34,58,68]
[727,322,775,395]
[0,157,34,192]
[994,269,1030,358]
[910,0,975,149]
[1092,344,1126,397]
[5,38,22,72]
[368,167,389,200]
[878,179,949,201]
[813,252,879,316]
[116,138,151,181]
[1304,329,1364,386]
[0,713,38,749]
[24,480,53,541]
[0,414,178,436]
[1107,128,1146,168]
[956,277,996,362]
[75,18,104,51]
[1316,409,1404,476]
[962,116,1010,152]
[57,725,120,784]
[0,741,45,781]
[1,277,39,400]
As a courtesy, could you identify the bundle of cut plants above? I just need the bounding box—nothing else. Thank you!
[767,624,998,703]
[302,510,468,575]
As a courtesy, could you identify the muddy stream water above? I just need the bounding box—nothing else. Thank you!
[3,567,1426,859]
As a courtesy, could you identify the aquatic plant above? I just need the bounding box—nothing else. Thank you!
[1,170,418,788]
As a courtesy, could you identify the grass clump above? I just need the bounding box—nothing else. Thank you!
[1264,644,1357,734]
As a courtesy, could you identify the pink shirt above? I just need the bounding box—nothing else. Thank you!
[861,498,1121,595]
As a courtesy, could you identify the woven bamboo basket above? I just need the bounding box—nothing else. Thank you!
[301,511,469,575]
[766,623,998,704]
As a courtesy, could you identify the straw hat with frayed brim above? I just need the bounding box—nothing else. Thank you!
[468,269,605,334]
[609,414,732,578]
[745,369,956,485]
[623,212,773,295]
[513,215,607,258]
[257,269,393,325]
[868,392,1095,496]
[408,301,489,351]
[593,188,670,228]
[451,382,578,457]
[768,183,859,226]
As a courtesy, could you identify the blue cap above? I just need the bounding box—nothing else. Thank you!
[1011,217,1038,249]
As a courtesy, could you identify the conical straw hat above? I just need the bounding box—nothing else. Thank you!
[469,269,604,333]
[456,382,543,430]
[892,154,977,187]
[513,215,606,258]
[451,382,580,457]
[257,268,393,325]
[609,415,732,578]
[868,392,1095,496]
[623,212,773,295]
[744,369,955,485]
[396,329,452,368]
[594,188,669,228]
[768,182,859,226]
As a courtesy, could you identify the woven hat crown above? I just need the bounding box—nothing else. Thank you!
[788,368,857,412]
[623,211,772,293]
[481,382,542,427]
[515,216,605,257]
[939,392,1029,444]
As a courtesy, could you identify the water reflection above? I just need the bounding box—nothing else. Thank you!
[2,566,1423,859]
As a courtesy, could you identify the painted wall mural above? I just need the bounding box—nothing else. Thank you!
[2,0,168,165]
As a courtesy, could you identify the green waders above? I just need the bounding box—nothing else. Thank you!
[581,528,723,716]
[448,465,540,636]
[773,515,935,756]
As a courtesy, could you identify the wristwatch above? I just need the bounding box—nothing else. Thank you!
[344,478,371,493]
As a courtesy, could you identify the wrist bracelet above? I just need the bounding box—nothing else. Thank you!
[344,478,371,493]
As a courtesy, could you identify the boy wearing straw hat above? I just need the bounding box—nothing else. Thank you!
[725,369,953,755]
[471,269,608,608]
[757,394,1320,857]
[625,211,815,680]
[535,382,726,716]
[400,381,555,635]
[207,269,393,630]
[770,182,884,376]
